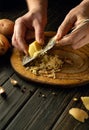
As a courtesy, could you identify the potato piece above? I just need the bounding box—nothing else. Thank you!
[0,34,10,55]
[0,19,14,37]
[28,41,42,57]
[81,96,89,110]
[69,108,88,122]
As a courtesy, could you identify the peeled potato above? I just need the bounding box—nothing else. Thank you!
[28,41,42,57]
[0,34,10,55]
[0,19,14,37]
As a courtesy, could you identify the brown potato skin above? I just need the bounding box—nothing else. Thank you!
[0,34,10,55]
[0,19,14,37]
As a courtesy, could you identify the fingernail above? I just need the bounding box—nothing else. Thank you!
[56,40,59,44]
[56,33,62,40]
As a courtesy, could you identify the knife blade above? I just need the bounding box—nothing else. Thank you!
[22,36,56,66]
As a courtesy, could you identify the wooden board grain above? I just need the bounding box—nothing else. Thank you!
[10,32,89,87]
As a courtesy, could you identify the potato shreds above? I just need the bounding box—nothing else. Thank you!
[26,54,63,78]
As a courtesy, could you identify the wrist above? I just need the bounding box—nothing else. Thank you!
[26,0,48,11]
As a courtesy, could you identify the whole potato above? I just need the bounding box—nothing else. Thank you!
[0,34,10,56]
[0,19,14,37]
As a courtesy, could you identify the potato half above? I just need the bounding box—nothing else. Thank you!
[0,19,14,37]
[0,34,10,55]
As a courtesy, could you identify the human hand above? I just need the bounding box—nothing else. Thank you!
[12,8,47,54]
[55,0,89,49]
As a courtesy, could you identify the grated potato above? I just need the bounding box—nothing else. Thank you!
[26,53,63,78]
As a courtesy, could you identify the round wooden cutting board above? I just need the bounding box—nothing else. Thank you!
[10,32,89,87]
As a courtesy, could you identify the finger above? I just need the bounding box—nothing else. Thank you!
[12,28,24,51]
[72,35,89,49]
[35,27,44,45]
[12,33,28,54]
[56,27,86,47]
[33,20,45,45]
[56,12,77,40]
[12,22,28,54]
[12,30,18,48]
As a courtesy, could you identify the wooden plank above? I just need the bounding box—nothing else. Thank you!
[0,74,37,130]
[6,87,77,130]
[0,52,14,84]
[52,85,89,130]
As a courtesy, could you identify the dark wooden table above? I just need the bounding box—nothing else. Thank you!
[0,1,89,130]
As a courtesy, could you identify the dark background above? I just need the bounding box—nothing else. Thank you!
[0,0,82,31]
[0,0,82,11]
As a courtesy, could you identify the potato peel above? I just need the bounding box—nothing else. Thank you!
[81,96,89,110]
[69,108,88,122]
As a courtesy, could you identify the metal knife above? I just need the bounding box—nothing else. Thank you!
[22,36,56,66]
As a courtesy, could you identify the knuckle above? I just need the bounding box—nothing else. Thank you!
[15,17,24,24]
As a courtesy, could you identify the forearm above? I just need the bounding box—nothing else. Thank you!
[26,0,48,11]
